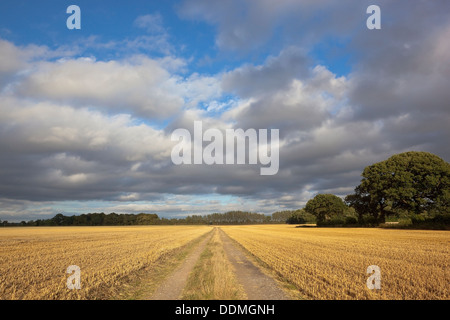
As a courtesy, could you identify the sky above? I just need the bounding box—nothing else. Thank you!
[0,0,449,222]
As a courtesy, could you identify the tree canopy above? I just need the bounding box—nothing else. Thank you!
[346,151,450,223]
[304,194,347,224]
[286,209,316,224]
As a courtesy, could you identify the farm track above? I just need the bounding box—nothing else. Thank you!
[218,228,289,300]
[149,230,214,300]
[149,227,290,300]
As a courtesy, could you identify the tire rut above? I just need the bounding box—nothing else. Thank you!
[149,227,290,300]
[218,228,289,300]
[149,230,213,300]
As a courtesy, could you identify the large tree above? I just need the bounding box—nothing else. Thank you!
[304,194,347,224]
[346,151,450,223]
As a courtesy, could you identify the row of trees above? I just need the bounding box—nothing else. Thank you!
[297,151,450,227]
[3,213,160,227]
[180,211,273,225]
[4,211,288,227]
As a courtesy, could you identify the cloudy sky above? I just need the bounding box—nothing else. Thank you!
[1,0,449,222]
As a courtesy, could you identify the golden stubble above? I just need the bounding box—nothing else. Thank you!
[221,225,449,300]
[0,226,211,300]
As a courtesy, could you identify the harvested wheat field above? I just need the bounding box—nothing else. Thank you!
[1,225,448,300]
[0,226,211,300]
[221,225,449,300]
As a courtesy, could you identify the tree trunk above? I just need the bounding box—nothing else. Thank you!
[379,207,386,224]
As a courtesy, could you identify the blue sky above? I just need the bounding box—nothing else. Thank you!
[0,0,449,221]
[0,1,214,65]
[0,0,353,74]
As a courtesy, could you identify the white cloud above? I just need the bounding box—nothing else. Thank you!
[0,39,25,74]
[16,56,183,119]
[134,13,165,34]
[2,37,224,120]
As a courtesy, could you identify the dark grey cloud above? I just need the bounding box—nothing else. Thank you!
[177,0,370,53]
[221,46,311,97]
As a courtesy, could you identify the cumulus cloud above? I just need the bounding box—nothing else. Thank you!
[221,47,311,97]
[0,94,176,201]
[1,39,224,121]
[15,56,183,119]
[177,0,366,52]
[220,48,348,143]
[0,39,78,89]
[0,39,26,75]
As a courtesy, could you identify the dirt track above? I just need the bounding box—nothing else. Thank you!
[149,231,213,300]
[149,227,289,300]
[218,228,288,300]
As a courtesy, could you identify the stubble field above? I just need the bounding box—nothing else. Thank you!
[222,225,449,299]
[0,225,211,299]
[0,225,448,300]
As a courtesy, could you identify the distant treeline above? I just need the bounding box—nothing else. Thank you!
[1,210,306,226]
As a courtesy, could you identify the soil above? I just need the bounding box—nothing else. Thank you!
[149,227,290,300]
[149,231,213,300]
[218,228,289,300]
